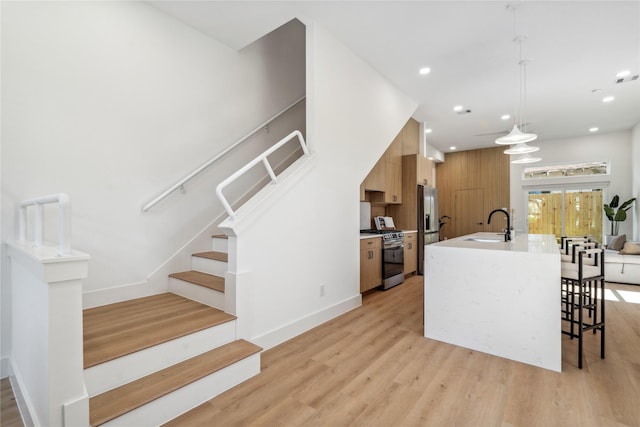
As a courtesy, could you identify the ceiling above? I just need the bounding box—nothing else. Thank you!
[151,1,640,154]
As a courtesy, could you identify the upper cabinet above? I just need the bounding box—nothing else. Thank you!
[361,118,420,204]
[386,154,435,230]
[401,118,420,156]
[362,157,385,192]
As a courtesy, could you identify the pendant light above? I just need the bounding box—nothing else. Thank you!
[495,124,537,144]
[503,141,539,155]
[511,152,542,164]
[495,36,538,145]
[496,5,540,164]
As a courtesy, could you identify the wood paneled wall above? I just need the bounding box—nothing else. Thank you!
[435,146,510,239]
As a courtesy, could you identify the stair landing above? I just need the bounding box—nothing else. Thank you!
[83,293,236,368]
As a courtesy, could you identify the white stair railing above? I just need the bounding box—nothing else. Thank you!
[19,193,71,256]
[142,96,305,212]
[216,130,309,220]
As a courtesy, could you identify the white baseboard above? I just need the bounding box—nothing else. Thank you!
[82,280,164,309]
[6,358,36,427]
[252,293,362,351]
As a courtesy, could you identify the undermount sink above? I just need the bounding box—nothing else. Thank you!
[465,237,504,243]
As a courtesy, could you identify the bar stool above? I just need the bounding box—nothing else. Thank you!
[560,236,588,252]
[560,248,605,369]
[561,240,599,264]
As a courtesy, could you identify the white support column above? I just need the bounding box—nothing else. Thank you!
[7,241,90,427]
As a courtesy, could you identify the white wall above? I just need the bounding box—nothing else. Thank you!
[1,1,305,361]
[230,21,417,349]
[510,130,634,240]
[632,122,640,240]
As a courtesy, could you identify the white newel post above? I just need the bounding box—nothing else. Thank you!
[7,241,90,427]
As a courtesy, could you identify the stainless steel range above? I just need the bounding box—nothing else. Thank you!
[361,229,405,290]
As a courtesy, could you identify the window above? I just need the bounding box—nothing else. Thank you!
[528,188,603,241]
[523,161,608,180]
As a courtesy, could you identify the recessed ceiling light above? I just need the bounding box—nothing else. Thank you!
[616,70,630,78]
[501,114,511,120]
[450,146,457,151]
[425,128,432,133]
[419,67,431,75]
[589,127,599,132]
[453,105,463,112]
[602,96,615,103]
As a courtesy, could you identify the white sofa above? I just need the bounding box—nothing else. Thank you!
[605,248,640,285]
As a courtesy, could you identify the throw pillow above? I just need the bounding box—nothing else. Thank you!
[619,241,640,255]
[608,234,626,251]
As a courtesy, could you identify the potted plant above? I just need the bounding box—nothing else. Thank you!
[604,195,636,237]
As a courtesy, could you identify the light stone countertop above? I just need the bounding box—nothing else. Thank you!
[359,234,381,240]
[432,232,559,254]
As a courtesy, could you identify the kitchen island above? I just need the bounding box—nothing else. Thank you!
[424,232,561,371]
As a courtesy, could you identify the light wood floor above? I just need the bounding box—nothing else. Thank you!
[1,378,24,427]
[166,275,640,427]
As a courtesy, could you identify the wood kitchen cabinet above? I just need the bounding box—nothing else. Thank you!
[368,137,403,204]
[403,232,417,276]
[435,146,510,239]
[361,119,415,204]
[360,237,382,293]
[383,161,402,204]
[387,154,435,231]
[361,156,385,192]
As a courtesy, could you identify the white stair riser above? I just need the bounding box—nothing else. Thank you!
[211,238,228,253]
[84,321,236,397]
[191,256,227,277]
[168,278,225,310]
[100,353,260,427]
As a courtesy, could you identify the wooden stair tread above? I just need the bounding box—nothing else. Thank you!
[211,234,228,239]
[89,339,262,427]
[193,251,228,262]
[83,293,235,368]
[169,270,225,292]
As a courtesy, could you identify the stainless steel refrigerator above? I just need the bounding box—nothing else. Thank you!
[417,185,439,275]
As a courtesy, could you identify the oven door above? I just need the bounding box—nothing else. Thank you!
[383,244,404,279]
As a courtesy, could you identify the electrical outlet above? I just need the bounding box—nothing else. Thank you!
[320,284,325,297]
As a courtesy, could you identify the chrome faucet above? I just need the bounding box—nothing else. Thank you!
[487,208,511,242]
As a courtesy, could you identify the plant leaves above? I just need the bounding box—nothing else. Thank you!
[619,198,636,211]
[614,210,627,222]
[605,196,635,224]
[610,195,620,208]
[604,205,615,220]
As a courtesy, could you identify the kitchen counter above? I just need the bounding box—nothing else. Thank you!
[430,231,559,253]
[359,230,416,240]
[424,232,561,372]
[359,234,382,240]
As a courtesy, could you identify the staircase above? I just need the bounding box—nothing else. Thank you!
[84,234,261,426]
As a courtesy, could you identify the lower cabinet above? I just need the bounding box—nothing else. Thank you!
[404,232,417,276]
[360,237,382,293]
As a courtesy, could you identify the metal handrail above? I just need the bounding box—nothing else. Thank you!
[216,130,309,219]
[142,96,306,212]
[19,193,71,255]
